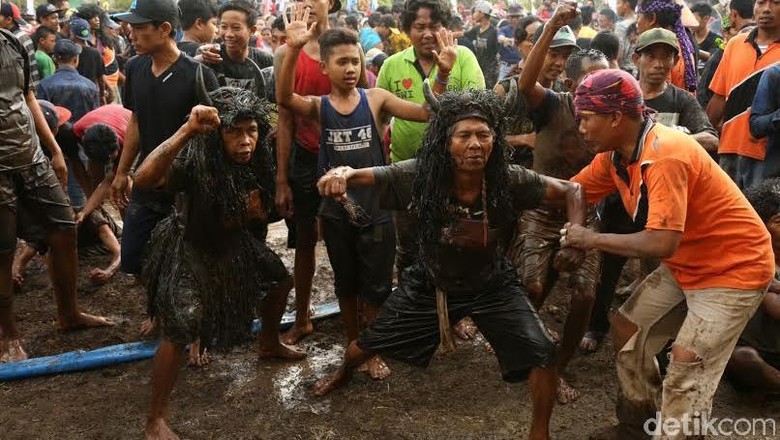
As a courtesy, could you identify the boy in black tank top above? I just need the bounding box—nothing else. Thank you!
[277,6,430,380]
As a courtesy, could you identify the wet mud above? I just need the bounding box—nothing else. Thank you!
[0,224,777,439]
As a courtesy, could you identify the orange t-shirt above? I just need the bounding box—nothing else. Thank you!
[709,30,780,160]
[102,46,119,88]
[572,122,774,290]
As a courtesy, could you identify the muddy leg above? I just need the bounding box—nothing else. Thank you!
[313,340,374,397]
[146,341,185,440]
[0,250,26,362]
[281,222,316,345]
[48,228,114,330]
[581,252,628,353]
[258,277,306,360]
[359,302,390,380]
[556,281,596,404]
[528,365,557,440]
[11,242,36,287]
[89,224,121,283]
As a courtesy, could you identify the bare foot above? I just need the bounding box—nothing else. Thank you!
[557,378,581,404]
[89,267,115,284]
[145,417,180,440]
[484,342,495,355]
[0,339,28,363]
[280,321,313,345]
[579,331,605,354]
[362,356,391,380]
[139,318,158,337]
[257,340,307,361]
[11,264,24,288]
[452,317,477,340]
[188,340,212,367]
[58,312,116,331]
[313,367,350,397]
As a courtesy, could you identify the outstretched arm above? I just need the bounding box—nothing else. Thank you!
[317,166,376,200]
[519,3,578,110]
[374,88,429,122]
[541,177,586,227]
[276,4,320,119]
[562,227,682,259]
[134,105,220,190]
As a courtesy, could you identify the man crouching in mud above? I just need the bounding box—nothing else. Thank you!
[562,69,773,440]
[134,85,305,440]
[313,86,586,440]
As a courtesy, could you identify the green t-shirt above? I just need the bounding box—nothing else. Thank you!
[377,45,485,163]
[35,50,55,79]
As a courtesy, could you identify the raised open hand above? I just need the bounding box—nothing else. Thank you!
[432,28,458,76]
[283,3,316,49]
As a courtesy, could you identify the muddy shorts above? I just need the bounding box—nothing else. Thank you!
[509,207,600,292]
[321,218,395,306]
[358,262,556,382]
[0,162,74,254]
[289,144,321,228]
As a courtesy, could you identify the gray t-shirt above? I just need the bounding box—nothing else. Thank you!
[0,30,46,171]
[646,84,719,138]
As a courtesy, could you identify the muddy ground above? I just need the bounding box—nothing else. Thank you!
[0,222,778,439]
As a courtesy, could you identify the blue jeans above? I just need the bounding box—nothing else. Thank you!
[718,153,765,189]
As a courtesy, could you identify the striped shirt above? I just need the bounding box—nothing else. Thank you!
[12,25,39,91]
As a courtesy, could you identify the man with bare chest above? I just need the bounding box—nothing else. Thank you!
[515,4,608,404]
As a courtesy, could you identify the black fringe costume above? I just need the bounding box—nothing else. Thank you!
[143,87,288,349]
[355,87,558,382]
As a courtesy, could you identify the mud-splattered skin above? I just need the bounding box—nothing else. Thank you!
[531,92,595,180]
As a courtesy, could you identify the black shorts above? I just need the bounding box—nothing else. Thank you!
[289,144,321,227]
[358,262,556,382]
[1,162,74,254]
[321,218,395,306]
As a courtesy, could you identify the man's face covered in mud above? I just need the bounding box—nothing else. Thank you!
[448,118,495,173]
[220,119,259,164]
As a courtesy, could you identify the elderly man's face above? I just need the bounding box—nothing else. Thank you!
[221,119,259,164]
[449,118,494,173]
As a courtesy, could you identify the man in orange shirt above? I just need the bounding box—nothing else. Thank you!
[708,0,780,189]
[635,0,698,93]
[562,69,774,439]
